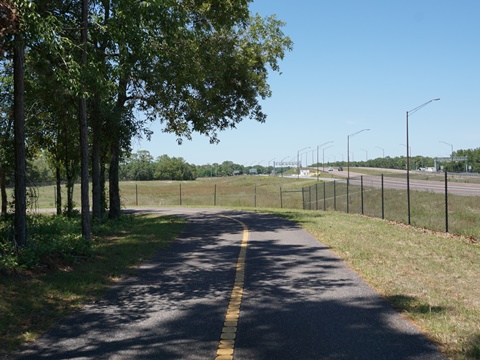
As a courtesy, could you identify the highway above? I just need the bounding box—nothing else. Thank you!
[315,168,480,197]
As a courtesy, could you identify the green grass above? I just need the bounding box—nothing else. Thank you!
[0,214,186,355]
[255,208,480,360]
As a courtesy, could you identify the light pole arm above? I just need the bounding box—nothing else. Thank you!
[407,98,440,115]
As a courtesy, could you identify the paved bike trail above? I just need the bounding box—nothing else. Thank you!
[12,209,445,359]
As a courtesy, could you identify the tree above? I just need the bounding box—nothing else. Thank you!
[119,152,197,181]
[3,0,292,225]
[3,0,87,235]
[0,60,14,215]
[456,148,480,173]
[120,151,155,181]
[103,2,292,218]
[153,155,196,181]
[10,1,27,247]
[78,0,90,239]
[25,52,81,217]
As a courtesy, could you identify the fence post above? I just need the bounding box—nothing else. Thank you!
[309,185,312,210]
[280,187,283,208]
[179,183,182,206]
[136,184,138,206]
[54,186,56,206]
[214,184,217,206]
[346,178,349,213]
[254,185,257,208]
[302,187,305,210]
[323,182,326,211]
[381,174,385,219]
[334,180,336,211]
[445,171,448,233]
[315,183,318,211]
[361,176,364,215]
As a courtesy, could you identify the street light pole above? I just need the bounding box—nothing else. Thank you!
[268,158,275,175]
[406,98,440,225]
[297,146,310,179]
[347,129,370,213]
[323,145,334,172]
[347,129,370,180]
[316,141,333,179]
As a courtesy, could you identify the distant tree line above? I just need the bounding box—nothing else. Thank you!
[119,151,196,181]
[327,151,477,173]
[19,148,480,187]
[119,152,277,181]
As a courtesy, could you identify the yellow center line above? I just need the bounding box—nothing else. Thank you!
[215,216,249,360]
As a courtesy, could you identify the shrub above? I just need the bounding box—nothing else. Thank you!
[0,215,92,272]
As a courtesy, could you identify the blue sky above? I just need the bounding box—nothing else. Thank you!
[132,0,480,166]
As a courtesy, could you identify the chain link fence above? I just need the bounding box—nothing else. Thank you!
[118,182,306,210]
[42,173,480,238]
[302,172,480,238]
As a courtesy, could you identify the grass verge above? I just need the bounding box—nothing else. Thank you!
[255,208,479,360]
[0,213,186,355]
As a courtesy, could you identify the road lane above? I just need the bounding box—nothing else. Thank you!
[329,174,480,196]
[233,211,444,360]
[14,210,245,360]
[326,168,480,196]
[12,209,445,360]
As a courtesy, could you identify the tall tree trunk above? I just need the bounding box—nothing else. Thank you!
[65,156,76,217]
[91,99,102,220]
[108,136,120,219]
[108,77,127,219]
[79,0,90,239]
[91,0,110,221]
[1,112,13,216]
[55,166,62,215]
[66,173,74,217]
[0,167,7,215]
[100,153,106,217]
[14,30,27,246]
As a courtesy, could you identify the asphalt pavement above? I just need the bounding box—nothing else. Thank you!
[11,209,445,360]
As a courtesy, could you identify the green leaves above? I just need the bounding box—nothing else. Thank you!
[120,151,196,181]
[5,0,293,156]
[135,8,293,144]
